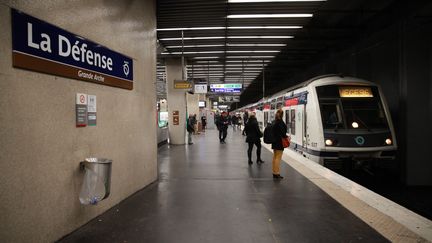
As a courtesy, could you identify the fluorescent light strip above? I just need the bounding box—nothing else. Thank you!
[166,44,224,48]
[226,60,271,63]
[195,61,220,63]
[162,51,224,54]
[226,50,280,53]
[160,37,225,41]
[227,14,313,18]
[227,43,286,47]
[229,0,325,2]
[228,26,302,29]
[228,36,293,39]
[226,67,262,70]
[157,27,225,31]
[193,57,220,59]
[160,36,293,41]
[158,26,302,31]
[187,64,224,67]
[227,56,275,58]
[225,64,266,66]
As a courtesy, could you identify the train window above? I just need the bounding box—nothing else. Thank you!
[320,103,342,129]
[291,109,296,135]
[341,99,388,129]
[285,110,290,134]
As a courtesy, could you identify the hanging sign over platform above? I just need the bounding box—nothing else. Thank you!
[11,9,134,90]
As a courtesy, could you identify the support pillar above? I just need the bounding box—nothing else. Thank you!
[166,58,187,145]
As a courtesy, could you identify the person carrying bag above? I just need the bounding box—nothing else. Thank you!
[271,109,288,179]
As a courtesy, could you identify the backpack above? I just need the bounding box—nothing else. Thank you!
[263,123,274,144]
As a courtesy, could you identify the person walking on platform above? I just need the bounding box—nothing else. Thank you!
[271,109,288,179]
[245,113,264,165]
[217,111,229,144]
[242,111,249,136]
[187,115,195,145]
[231,114,239,131]
[201,115,207,131]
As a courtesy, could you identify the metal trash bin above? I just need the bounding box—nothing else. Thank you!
[79,158,112,204]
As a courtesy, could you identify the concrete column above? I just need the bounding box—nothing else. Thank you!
[166,58,187,145]
[186,92,200,118]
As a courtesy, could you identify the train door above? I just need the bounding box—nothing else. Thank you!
[295,105,306,147]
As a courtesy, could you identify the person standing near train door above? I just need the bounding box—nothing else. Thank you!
[245,112,264,165]
[271,109,288,179]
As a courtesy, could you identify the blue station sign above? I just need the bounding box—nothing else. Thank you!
[11,9,134,90]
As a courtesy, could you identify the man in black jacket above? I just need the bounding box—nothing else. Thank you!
[245,113,264,165]
[217,112,229,143]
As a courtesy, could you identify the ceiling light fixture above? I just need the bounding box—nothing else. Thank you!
[226,56,275,58]
[227,36,293,39]
[228,26,302,29]
[229,0,325,2]
[159,37,225,41]
[162,51,224,55]
[157,27,225,31]
[227,43,287,47]
[227,14,313,18]
[193,57,220,59]
[166,44,224,48]
[226,50,280,53]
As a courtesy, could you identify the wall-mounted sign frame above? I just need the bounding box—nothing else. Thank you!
[174,81,192,89]
[76,93,87,127]
[11,9,134,90]
[194,84,207,93]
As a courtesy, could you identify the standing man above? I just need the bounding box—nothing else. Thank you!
[201,115,207,131]
[242,111,249,136]
[217,112,229,144]
[187,115,195,145]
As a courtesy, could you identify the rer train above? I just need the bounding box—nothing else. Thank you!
[237,75,397,169]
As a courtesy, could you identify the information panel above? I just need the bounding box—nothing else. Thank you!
[210,83,242,93]
[11,9,134,90]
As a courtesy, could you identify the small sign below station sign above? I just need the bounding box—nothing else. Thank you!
[76,93,87,127]
[11,9,134,90]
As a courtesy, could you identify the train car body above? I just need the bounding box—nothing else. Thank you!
[238,75,397,168]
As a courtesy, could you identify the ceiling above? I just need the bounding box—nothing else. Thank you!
[156,0,398,102]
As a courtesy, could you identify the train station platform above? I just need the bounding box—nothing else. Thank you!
[60,129,428,243]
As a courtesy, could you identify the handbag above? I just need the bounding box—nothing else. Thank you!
[282,136,290,148]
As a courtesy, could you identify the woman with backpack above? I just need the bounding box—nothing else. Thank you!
[244,113,264,165]
[271,109,288,179]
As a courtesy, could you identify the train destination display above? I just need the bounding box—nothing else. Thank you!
[210,83,242,93]
[11,9,134,90]
[339,87,373,98]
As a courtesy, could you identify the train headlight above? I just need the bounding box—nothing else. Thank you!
[325,139,333,146]
[385,138,392,145]
[352,122,359,128]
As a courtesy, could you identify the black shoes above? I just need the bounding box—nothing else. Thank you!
[248,161,253,165]
[273,174,284,179]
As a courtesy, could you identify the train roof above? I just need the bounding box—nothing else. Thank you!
[236,74,377,111]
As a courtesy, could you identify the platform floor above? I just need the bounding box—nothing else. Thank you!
[60,129,388,243]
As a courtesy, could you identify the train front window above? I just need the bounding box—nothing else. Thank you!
[317,85,389,131]
[320,103,342,129]
[341,99,388,129]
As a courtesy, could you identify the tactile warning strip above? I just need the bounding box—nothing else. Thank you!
[262,143,431,243]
